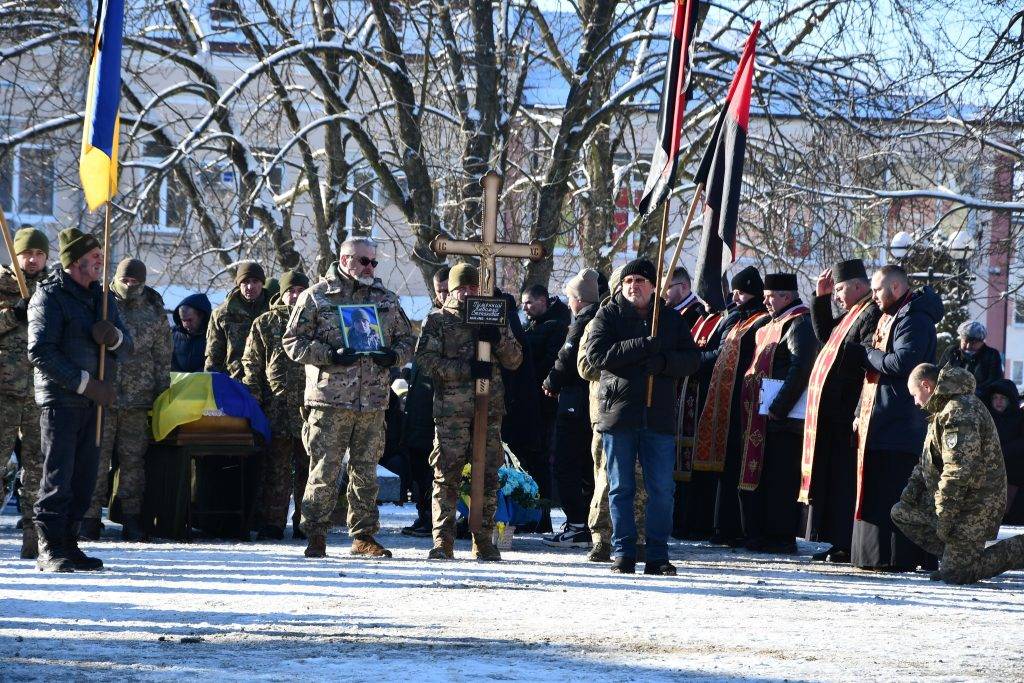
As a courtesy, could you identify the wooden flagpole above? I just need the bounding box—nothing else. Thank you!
[95,202,112,446]
[0,209,29,299]
[645,183,705,407]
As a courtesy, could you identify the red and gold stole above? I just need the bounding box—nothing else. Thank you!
[675,312,725,481]
[797,297,873,503]
[693,311,769,472]
[853,296,910,519]
[738,305,810,491]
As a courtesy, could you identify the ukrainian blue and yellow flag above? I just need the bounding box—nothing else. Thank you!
[79,0,124,212]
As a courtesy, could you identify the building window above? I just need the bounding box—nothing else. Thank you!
[1015,298,1024,326]
[1,147,55,220]
[209,0,239,30]
[349,169,377,236]
[140,168,188,233]
[1012,360,1023,388]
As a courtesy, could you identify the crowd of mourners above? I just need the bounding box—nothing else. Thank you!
[3,225,1023,583]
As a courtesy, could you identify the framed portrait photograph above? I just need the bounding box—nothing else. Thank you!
[338,304,387,352]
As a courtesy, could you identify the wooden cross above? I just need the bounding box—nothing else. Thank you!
[429,171,544,533]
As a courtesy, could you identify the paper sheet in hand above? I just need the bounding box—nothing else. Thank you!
[758,378,807,419]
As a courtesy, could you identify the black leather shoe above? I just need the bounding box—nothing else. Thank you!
[610,557,636,574]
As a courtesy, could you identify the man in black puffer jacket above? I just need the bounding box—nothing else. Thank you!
[585,258,699,576]
[27,229,134,572]
[542,268,604,548]
[939,321,1003,396]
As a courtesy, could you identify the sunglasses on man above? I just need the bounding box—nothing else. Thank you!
[347,256,379,268]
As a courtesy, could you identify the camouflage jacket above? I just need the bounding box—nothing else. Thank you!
[205,288,270,380]
[414,295,523,419]
[110,285,173,408]
[0,263,45,398]
[576,318,601,426]
[908,367,1008,541]
[283,265,414,412]
[242,302,305,437]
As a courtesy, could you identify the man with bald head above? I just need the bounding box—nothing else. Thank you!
[843,264,944,571]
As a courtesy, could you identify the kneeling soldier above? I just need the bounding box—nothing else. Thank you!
[414,264,523,561]
[892,364,1024,584]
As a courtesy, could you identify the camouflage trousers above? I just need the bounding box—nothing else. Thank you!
[255,435,309,531]
[300,407,384,537]
[892,500,1024,584]
[587,430,646,545]
[88,408,150,518]
[430,415,503,545]
[0,395,41,528]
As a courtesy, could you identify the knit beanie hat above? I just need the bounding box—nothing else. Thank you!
[114,258,147,283]
[13,227,49,255]
[278,270,310,292]
[448,263,479,289]
[58,228,101,268]
[565,268,601,304]
[620,258,657,284]
[234,261,266,286]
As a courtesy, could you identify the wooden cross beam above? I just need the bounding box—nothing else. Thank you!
[429,171,544,534]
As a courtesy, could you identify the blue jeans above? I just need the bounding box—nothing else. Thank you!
[602,428,676,562]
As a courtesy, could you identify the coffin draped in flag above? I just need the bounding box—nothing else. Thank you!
[692,22,759,312]
[637,0,700,218]
[79,0,124,212]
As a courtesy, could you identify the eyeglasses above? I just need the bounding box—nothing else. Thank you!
[346,255,379,268]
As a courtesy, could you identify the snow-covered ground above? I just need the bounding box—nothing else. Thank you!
[1,505,1022,682]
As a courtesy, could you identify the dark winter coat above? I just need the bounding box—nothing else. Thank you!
[543,302,598,418]
[810,294,882,429]
[764,299,819,434]
[675,296,707,334]
[523,297,571,386]
[498,292,544,456]
[171,292,212,373]
[939,343,1003,395]
[861,287,944,454]
[27,268,134,408]
[402,360,436,453]
[585,292,700,434]
[981,379,1024,486]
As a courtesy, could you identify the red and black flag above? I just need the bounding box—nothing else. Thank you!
[637,0,701,218]
[692,21,759,312]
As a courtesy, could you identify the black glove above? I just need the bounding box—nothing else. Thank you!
[370,348,399,368]
[646,353,666,375]
[82,378,116,407]
[331,347,360,366]
[470,359,494,380]
[11,298,29,323]
[91,320,121,347]
[645,335,662,354]
[478,325,501,345]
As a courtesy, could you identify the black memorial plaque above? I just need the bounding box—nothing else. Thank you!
[464,295,508,326]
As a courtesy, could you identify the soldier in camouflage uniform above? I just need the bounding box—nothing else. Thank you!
[283,238,415,559]
[414,263,523,561]
[577,309,646,563]
[83,259,172,542]
[206,261,270,380]
[892,364,1024,584]
[243,269,310,540]
[0,228,50,559]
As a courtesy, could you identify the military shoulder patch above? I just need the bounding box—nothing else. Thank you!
[944,431,958,449]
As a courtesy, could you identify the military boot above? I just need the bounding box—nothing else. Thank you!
[66,523,104,571]
[35,524,74,573]
[121,515,148,543]
[79,517,103,541]
[20,526,38,560]
[427,539,454,560]
[304,534,327,558]
[472,533,502,562]
[587,541,612,563]
[351,534,393,558]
